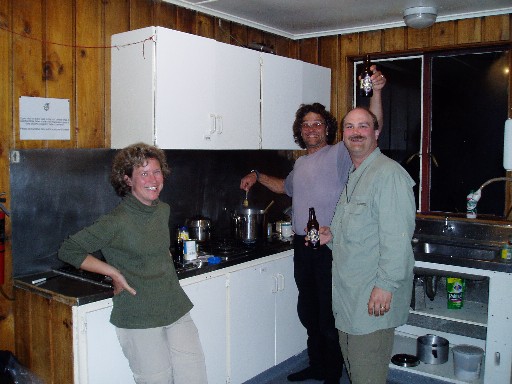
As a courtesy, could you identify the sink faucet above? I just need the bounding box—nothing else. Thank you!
[442,216,454,233]
[467,177,512,218]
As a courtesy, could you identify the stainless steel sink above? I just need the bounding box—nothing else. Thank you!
[412,241,499,261]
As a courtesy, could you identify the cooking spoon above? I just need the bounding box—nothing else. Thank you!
[264,200,275,213]
[243,190,249,207]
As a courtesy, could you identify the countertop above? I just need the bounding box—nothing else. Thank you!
[13,238,294,307]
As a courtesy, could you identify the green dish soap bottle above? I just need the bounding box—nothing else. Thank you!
[447,277,465,309]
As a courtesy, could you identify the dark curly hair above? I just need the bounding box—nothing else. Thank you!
[110,143,170,197]
[292,103,338,149]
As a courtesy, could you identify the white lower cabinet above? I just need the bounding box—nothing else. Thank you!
[391,261,512,384]
[228,253,306,383]
[73,251,306,384]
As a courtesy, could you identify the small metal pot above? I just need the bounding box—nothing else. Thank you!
[185,217,211,242]
[231,208,267,243]
[417,334,449,364]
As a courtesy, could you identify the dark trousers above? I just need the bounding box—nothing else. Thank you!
[293,235,343,380]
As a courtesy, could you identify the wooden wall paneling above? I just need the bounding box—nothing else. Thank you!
[318,36,340,124]
[196,13,214,39]
[338,33,360,122]
[13,288,31,367]
[230,22,248,47]
[383,27,406,53]
[214,18,231,44]
[261,31,277,54]
[299,38,318,64]
[273,35,292,57]
[247,27,263,47]
[483,14,510,42]
[13,0,45,150]
[288,39,300,60]
[130,0,154,30]
[154,0,177,30]
[30,295,53,383]
[0,0,13,340]
[176,6,196,34]
[75,0,105,148]
[430,21,456,47]
[49,299,74,384]
[0,6,13,347]
[359,30,382,54]
[406,27,430,50]
[45,0,74,149]
[457,18,482,45]
[105,0,130,149]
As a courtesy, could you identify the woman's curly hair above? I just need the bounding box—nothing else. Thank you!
[292,103,338,149]
[110,143,170,197]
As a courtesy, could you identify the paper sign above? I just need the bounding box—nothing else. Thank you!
[19,97,70,140]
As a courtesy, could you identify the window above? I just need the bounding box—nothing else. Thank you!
[354,49,509,216]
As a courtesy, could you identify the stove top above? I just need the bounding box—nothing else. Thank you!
[175,235,293,276]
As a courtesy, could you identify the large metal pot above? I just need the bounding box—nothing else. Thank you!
[185,216,212,242]
[231,208,267,243]
[417,334,449,364]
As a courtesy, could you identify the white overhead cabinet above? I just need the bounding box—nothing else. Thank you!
[260,53,331,149]
[111,26,331,150]
[111,26,260,149]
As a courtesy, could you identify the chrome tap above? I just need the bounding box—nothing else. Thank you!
[468,177,512,218]
[442,216,454,233]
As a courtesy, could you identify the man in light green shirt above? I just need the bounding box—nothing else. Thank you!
[320,107,416,384]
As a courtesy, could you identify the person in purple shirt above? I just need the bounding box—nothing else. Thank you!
[239,68,386,384]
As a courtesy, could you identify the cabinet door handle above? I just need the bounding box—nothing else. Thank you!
[495,351,500,365]
[209,114,216,134]
[277,273,284,292]
[272,275,278,293]
[216,115,223,134]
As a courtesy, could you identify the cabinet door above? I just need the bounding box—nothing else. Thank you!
[273,255,307,364]
[83,304,135,384]
[260,53,302,150]
[260,54,331,150]
[211,42,261,149]
[155,28,217,149]
[182,275,228,384]
[301,60,331,107]
[111,26,157,149]
[229,262,277,383]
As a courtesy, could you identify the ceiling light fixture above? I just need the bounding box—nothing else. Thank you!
[403,6,438,29]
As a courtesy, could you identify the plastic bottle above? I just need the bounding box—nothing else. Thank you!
[466,189,481,218]
[501,238,512,262]
[447,277,465,309]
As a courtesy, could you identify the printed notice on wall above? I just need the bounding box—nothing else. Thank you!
[19,96,70,140]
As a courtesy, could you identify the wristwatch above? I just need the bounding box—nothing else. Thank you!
[250,169,260,181]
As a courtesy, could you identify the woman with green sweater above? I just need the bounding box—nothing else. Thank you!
[58,143,207,384]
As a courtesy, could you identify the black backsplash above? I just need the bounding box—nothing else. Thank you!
[10,149,295,277]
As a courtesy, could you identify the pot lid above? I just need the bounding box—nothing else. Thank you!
[185,216,211,227]
[391,354,420,367]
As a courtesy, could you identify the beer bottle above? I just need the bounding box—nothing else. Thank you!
[359,54,373,97]
[307,207,320,250]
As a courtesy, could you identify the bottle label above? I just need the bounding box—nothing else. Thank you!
[360,75,372,94]
[447,277,464,309]
[307,228,320,247]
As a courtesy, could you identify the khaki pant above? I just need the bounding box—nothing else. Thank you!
[116,312,208,384]
[338,328,395,384]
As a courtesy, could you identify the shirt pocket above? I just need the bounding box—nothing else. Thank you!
[343,196,372,242]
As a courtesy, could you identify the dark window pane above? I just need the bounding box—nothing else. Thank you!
[430,51,509,216]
